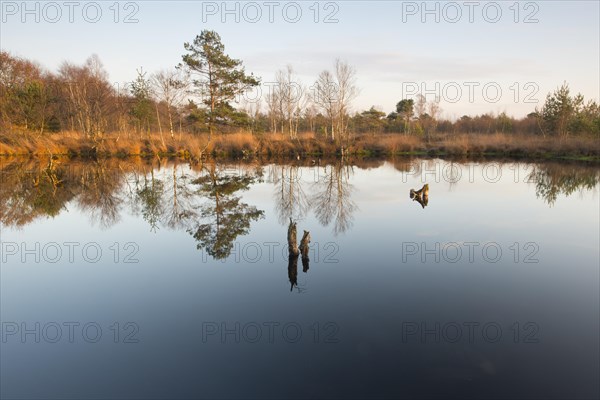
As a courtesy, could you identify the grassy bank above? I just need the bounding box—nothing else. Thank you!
[0,130,598,162]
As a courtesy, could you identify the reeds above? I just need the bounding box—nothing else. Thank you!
[0,130,598,161]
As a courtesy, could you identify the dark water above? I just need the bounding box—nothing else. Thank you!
[1,157,599,399]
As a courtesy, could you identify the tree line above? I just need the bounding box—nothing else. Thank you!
[1,30,599,143]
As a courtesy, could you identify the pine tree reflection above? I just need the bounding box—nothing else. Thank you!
[188,162,264,260]
[136,168,165,232]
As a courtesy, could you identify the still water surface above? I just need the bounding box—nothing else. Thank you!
[1,158,599,399]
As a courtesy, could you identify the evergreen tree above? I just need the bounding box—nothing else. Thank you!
[180,30,260,137]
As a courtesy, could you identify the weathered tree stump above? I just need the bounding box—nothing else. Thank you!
[410,184,429,198]
[288,255,298,291]
[410,184,430,208]
[299,230,311,272]
[287,218,300,256]
[287,220,311,289]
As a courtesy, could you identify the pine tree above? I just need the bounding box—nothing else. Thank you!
[180,30,260,137]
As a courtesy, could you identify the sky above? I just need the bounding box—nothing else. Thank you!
[1,0,599,119]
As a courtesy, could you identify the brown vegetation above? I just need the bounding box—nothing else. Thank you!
[1,130,598,161]
[2,48,598,162]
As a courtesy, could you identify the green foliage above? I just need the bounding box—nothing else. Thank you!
[496,112,514,133]
[531,164,600,206]
[396,99,414,116]
[351,106,386,134]
[538,82,599,137]
[569,100,600,136]
[129,68,154,133]
[13,80,49,132]
[180,30,260,135]
[189,168,264,259]
[413,123,424,136]
[386,112,398,120]
[137,172,165,232]
[395,99,415,133]
[184,100,209,133]
[1,49,599,141]
[184,100,253,133]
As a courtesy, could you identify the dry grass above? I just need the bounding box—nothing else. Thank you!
[0,129,598,161]
[353,134,423,154]
[429,133,599,159]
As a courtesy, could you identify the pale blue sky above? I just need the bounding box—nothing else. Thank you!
[1,0,598,118]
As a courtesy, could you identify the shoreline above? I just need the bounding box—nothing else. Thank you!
[1,131,598,163]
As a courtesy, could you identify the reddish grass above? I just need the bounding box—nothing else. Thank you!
[0,129,598,160]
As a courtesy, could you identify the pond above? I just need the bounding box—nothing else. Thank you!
[1,157,599,399]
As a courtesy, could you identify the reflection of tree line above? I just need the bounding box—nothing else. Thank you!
[1,158,598,255]
[0,157,359,262]
[391,158,599,207]
[0,158,121,227]
[0,158,265,260]
[271,161,358,235]
[526,163,600,206]
[271,161,357,292]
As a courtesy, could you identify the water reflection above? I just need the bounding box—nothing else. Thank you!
[300,230,311,273]
[272,165,310,224]
[2,157,598,399]
[0,159,103,227]
[1,157,598,247]
[287,255,299,291]
[410,184,430,209]
[270,160,358,235]
[188,163,264,259]
[312,161,358,235]
[75,160,124,228]
[136,169,165,232]
[161,164,198,230]
[527,163,600,206]
[285,218,312,292]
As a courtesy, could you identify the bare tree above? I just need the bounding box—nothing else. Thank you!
[272,165,311,224]
[151,68,189,139]
[58,55,113,139]
[415,93,427,118]
[427,97,442,136]
[276,68,291,136]
[114,83,131,140]
[313,69,337,141]
[272,65,306,139]
[334,59,358,146]
[304,103,318,134]
[265,81,282,134]
[313,59,358,146]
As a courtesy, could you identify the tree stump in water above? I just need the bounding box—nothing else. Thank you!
[287,218,300,256]
[410,184,429,208]
[287,220,311,289]
[299,230,311,272]
[288,256,298,291]
[410,184,429,198]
